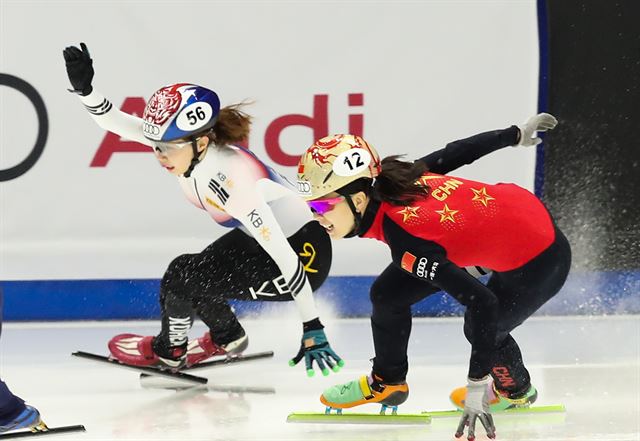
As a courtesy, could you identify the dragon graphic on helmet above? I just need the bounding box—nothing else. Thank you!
[297,134,381,200]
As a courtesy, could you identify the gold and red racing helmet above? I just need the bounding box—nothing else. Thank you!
[296,134,382,201]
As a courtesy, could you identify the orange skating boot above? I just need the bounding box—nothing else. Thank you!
[450,380,538,412]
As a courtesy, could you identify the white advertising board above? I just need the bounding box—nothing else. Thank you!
[0,1,539,279]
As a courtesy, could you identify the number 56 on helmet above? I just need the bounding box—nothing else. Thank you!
[142,83,221,142]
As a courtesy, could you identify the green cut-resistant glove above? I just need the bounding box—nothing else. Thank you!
[289,319,344,377]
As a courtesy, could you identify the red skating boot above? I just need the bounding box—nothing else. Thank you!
[108,334,186,370]
[186,331,249,366]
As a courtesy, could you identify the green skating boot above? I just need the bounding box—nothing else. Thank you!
[320,374,409,410]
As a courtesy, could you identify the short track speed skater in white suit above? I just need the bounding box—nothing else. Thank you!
[63,42,342,376]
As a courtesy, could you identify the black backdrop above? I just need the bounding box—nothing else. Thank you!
[542,0,640,271]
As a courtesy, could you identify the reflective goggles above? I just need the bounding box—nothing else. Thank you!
[152,138,196,155]
[307,196,345,215]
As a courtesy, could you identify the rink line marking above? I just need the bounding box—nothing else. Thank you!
[408,361,640,369]
[4,315,639,330]
[531,362,640,369]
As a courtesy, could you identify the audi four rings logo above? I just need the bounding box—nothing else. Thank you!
[143,122,161,137]
[0,74,49,181]
[297,180,311,195]
[415,257,428,278]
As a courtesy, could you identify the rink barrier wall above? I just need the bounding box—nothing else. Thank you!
[534,0,549,197]
[2,271,639,320]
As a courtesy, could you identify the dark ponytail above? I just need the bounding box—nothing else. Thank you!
[372,155,429,205]
[208,102,253,146]
[337,155,430,206]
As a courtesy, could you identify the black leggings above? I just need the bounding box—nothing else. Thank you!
[155,221,331,350]
[370,226,571,392]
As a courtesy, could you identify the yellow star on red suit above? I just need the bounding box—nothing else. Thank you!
[416,175,442,186]
[471,187,495,207]
[436,204,459,223]
[397,206,420,223]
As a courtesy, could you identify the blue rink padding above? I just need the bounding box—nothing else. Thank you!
[1,270,639,321]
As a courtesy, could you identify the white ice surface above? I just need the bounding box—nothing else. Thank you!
[1,315,638,441]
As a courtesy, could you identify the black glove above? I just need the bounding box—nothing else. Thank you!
[63,42,94,96]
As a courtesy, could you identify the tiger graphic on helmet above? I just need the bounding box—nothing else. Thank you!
[142,83,221,142]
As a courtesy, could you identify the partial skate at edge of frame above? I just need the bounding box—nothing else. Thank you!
[0,424,86,439]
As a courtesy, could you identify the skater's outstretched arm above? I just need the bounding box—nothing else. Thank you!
[417,114,557,174]
[223,155,343,377]
[63,42,152,147]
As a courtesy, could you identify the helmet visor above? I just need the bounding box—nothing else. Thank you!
[307,196,345,215]
[152,139,193,155]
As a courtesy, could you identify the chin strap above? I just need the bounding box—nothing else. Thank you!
[342,195,362,238]
[183,138,201,178]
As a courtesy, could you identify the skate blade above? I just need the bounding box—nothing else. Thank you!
[287,412,431,425]
[0,425,85,439]
[72,351,207,385]
[182,351,274,371]
[139,374,275,394]
[422,403,566,418]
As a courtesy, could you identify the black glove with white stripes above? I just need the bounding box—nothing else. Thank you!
[63,42,94,96]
